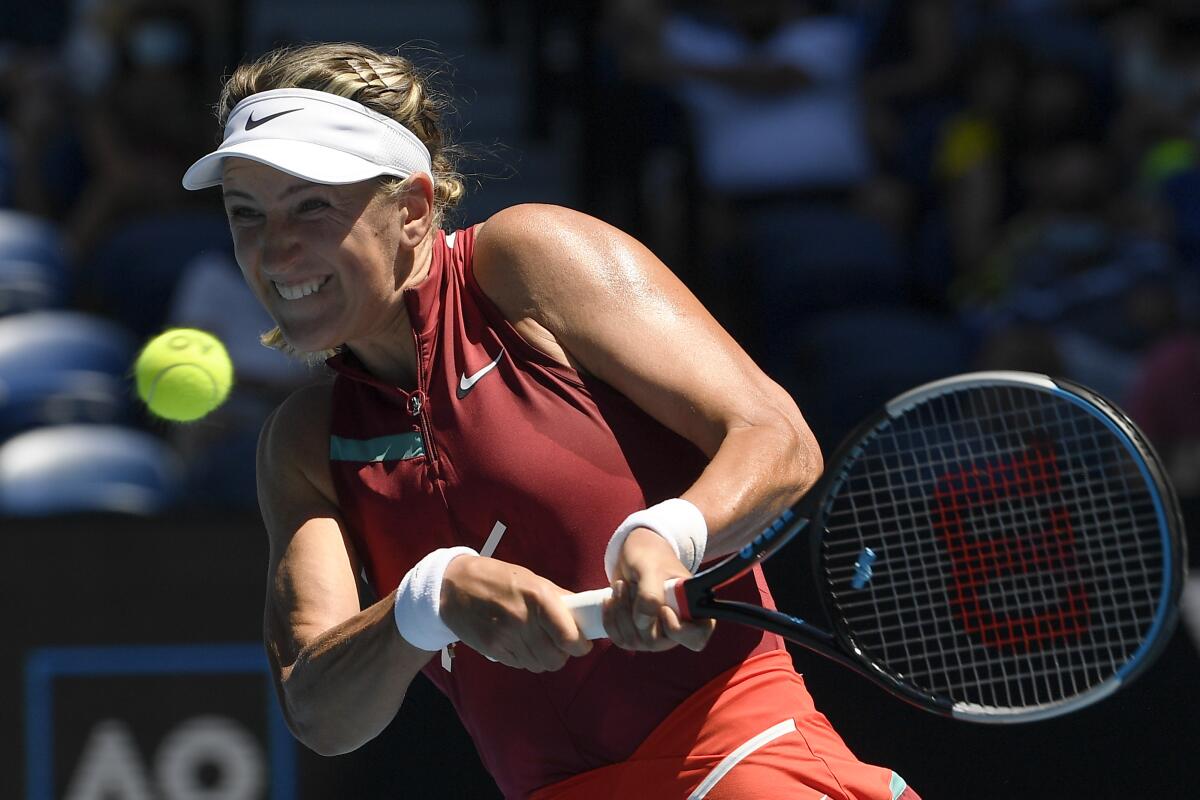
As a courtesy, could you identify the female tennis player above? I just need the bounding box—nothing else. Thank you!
[182,42,920,800]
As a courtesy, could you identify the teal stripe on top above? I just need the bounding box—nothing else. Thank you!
[890,772,909,799]
[330,432,425,463]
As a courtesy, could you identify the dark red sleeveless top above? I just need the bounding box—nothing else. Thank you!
[326,226,784,798]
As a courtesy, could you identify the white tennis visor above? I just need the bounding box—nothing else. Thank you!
[181,88,434,190]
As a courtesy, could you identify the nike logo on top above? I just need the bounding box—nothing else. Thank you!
[245,108,302,130]
[457,348,505,399]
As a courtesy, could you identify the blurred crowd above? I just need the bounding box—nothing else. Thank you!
[2,0,1199,528]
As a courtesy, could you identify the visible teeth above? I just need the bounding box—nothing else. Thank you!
[274,276,328,300]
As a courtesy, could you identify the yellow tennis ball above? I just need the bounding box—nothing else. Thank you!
[135,328,234,422]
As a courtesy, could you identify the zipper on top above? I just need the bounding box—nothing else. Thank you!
[409,327,441,469]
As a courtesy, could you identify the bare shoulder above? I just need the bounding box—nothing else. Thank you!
[474,203,624,273]
[472,203,666,330]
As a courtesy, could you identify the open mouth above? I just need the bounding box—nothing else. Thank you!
[273,275,331,300]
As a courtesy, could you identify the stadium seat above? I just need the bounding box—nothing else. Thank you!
[0,424,183,516]
[0,259,68,316]
[0,210,70,314]
[0,311,137,437]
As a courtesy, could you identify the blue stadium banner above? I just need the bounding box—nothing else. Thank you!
[25,644,295,800]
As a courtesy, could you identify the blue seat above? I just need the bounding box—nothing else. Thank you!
[0,311,137,437]
[0,210,70,314]
[0,210,65,264]
[0,425,182,515]
[0,259,68,315]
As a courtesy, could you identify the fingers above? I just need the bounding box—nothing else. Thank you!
[482,627,572,673]
[602,579,678,652]
[632,573,666,636]
[439,558,591,673]
[492,618,583,673]
[660,604,715,653]
[536,591,594,659]
[605,527,690,653]
[602,580,640,649]
[481,584,591,673]
[512,631,568,673]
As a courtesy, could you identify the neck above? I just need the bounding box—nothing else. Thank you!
[344,230,436,389]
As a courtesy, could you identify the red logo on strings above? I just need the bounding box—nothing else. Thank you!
[933,444,1090,650]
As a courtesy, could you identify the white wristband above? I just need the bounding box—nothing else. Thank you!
[393,546,479,651]
[604,498,708,581]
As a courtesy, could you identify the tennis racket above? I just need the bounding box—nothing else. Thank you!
[563,371,1187,722]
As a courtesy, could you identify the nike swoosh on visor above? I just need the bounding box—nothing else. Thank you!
[245,107,302,130]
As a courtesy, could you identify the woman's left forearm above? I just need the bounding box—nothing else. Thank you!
[680,414,823,560]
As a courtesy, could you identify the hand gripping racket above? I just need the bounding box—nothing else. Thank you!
[563,372,1187,722]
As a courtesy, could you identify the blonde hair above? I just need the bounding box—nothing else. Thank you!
[216,42,466,360]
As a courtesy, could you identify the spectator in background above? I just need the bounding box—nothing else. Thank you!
[605,0,882,348]
[599,1,869,212]
[65,1,216,258]
[1107,2,1200,266]
[582,0,691,259]
[1126,331,1200,502]
[2,1,220,235]
[648,0,872,203]
[1,41,84,220]
[981,0,1115,94]
[862,0,958,116]
[1107,0,1200,141]
[861,0,959,199]
[931,35,1029,280]
[856,0,961,278]
[959,139,1186,401]
[932,26,1118,288]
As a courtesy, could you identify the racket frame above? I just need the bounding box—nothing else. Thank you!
[673,371,1187,722]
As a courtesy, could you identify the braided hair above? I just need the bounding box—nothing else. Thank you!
[217,42,466,218]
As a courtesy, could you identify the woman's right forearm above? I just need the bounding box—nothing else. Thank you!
[278,592,434,756]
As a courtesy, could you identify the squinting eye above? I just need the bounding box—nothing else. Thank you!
[299,198,329,212]
[227,206,261,219]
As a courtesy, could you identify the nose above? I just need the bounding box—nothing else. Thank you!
[260,217,304,278]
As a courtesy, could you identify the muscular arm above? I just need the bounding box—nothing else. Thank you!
[473,205,823,649]
[474,204,822,557]
[259,384,433,756]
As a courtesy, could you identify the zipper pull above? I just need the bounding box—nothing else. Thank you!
[408,390,425,417]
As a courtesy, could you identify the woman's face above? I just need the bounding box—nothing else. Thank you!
[220,158,407,353]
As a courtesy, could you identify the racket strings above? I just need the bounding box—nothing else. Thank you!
[820,385,1166,714]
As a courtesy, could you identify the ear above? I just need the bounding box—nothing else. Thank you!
[396,173,435,247]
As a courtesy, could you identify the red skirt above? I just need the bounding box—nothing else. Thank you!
[530,649,919,800]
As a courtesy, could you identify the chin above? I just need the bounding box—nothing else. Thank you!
[276,324,341,360]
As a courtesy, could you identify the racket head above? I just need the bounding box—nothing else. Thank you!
[810,371,1186,722]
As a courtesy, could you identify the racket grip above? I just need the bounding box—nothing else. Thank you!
[562,579,683,640]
